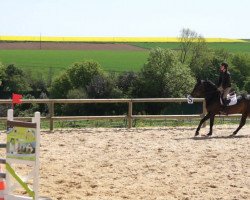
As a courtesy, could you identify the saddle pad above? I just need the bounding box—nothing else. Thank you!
[220,94,237,106]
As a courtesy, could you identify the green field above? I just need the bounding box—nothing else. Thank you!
[131,42,250,53]
[0,42,250,79]
[0,50,149,77]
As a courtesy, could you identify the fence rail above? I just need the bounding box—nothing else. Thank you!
[0,98,243,130]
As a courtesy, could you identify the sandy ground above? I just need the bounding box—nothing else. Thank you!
[0,42,145,51]
[0,125,249,200]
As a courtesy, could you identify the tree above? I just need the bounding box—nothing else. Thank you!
[50,60,104,98]
[164,62,195,97]
[67,61,103,88]
[0,64,30,96]
[61,87,89,115]
[230,53,250,90]
[134,48,177,97]
[28,73,48,94]
[189,36,209,68]
[230,67,245,90]
[49,73,72,98]
[87,75,122,98]
[179,28,199,63]
[244,77,250,93]
[117,71,139,97]
[187,47,232,84]
[133,48,195,98]
[67,88,88,99]
[211,49,231,67]
[178,28,218,82]
[231,53,250,77]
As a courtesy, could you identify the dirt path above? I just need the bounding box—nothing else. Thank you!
[0,42,145,51]
[1,125,249,200]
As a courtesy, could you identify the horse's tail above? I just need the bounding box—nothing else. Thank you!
[243,94,250,116]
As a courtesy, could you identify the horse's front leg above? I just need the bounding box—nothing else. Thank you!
[195,112,211,136]
[207,114,215,136]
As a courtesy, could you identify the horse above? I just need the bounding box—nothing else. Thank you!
[190,79,250,136]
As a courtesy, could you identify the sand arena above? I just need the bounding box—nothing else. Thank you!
[0,125,249,200]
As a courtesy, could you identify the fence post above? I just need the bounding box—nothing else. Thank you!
[33,111,41,200]
[49,101,54,131]
[202,99,207,127]
[128,100,133,128]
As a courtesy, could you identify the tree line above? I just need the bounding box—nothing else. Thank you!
[0,29,250,116]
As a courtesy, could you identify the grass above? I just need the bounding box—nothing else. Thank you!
[0,42,249,80]
[40,117,250,129]
[131,42,250,53]
[0,50,149,77]
[0,118,248,131]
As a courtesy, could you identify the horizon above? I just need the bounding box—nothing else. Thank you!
[0,36,248,43]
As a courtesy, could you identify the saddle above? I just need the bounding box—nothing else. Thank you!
[220,92,238,106]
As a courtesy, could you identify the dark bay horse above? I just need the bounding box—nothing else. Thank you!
[190,80,250,136]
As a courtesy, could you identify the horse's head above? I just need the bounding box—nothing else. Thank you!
[191,79,218,98]
[190,79,206,98]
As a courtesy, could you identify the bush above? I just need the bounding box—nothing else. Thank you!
[67,61,103,88]
[87,75,122,98]
[67,88,88,99]
[49,73,72,98]
[117,71,138,97]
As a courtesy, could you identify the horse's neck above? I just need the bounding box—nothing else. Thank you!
[205,93,219,103]
[204,85,220,105]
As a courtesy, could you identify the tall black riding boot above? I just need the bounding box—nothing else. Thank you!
[220,98,228,115]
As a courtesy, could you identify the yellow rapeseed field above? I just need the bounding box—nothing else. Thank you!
[0,36,246,43]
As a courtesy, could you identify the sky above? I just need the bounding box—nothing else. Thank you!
[1,0,250,38]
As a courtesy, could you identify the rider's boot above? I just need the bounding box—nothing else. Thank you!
[220,98,228,115]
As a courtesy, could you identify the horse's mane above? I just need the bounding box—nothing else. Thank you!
[202,80,217,92]
[201,80,220,105]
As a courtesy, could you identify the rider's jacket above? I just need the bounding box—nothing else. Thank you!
[218,71,231,89]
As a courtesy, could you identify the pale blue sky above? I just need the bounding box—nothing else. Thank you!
[1,0,250,38]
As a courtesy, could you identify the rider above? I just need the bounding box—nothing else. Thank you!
[217,62,232,106]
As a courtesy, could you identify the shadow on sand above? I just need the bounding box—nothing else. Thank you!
[174,134,250,141]
[192,134,250,140]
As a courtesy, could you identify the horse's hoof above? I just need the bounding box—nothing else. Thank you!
[230,132,237,137]
[206,133,212,136]
[195,132,199,136]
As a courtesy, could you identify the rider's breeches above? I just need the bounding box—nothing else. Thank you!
[218,87,231,99]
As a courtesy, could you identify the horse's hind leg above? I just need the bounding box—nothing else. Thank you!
[232,113,247,136]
